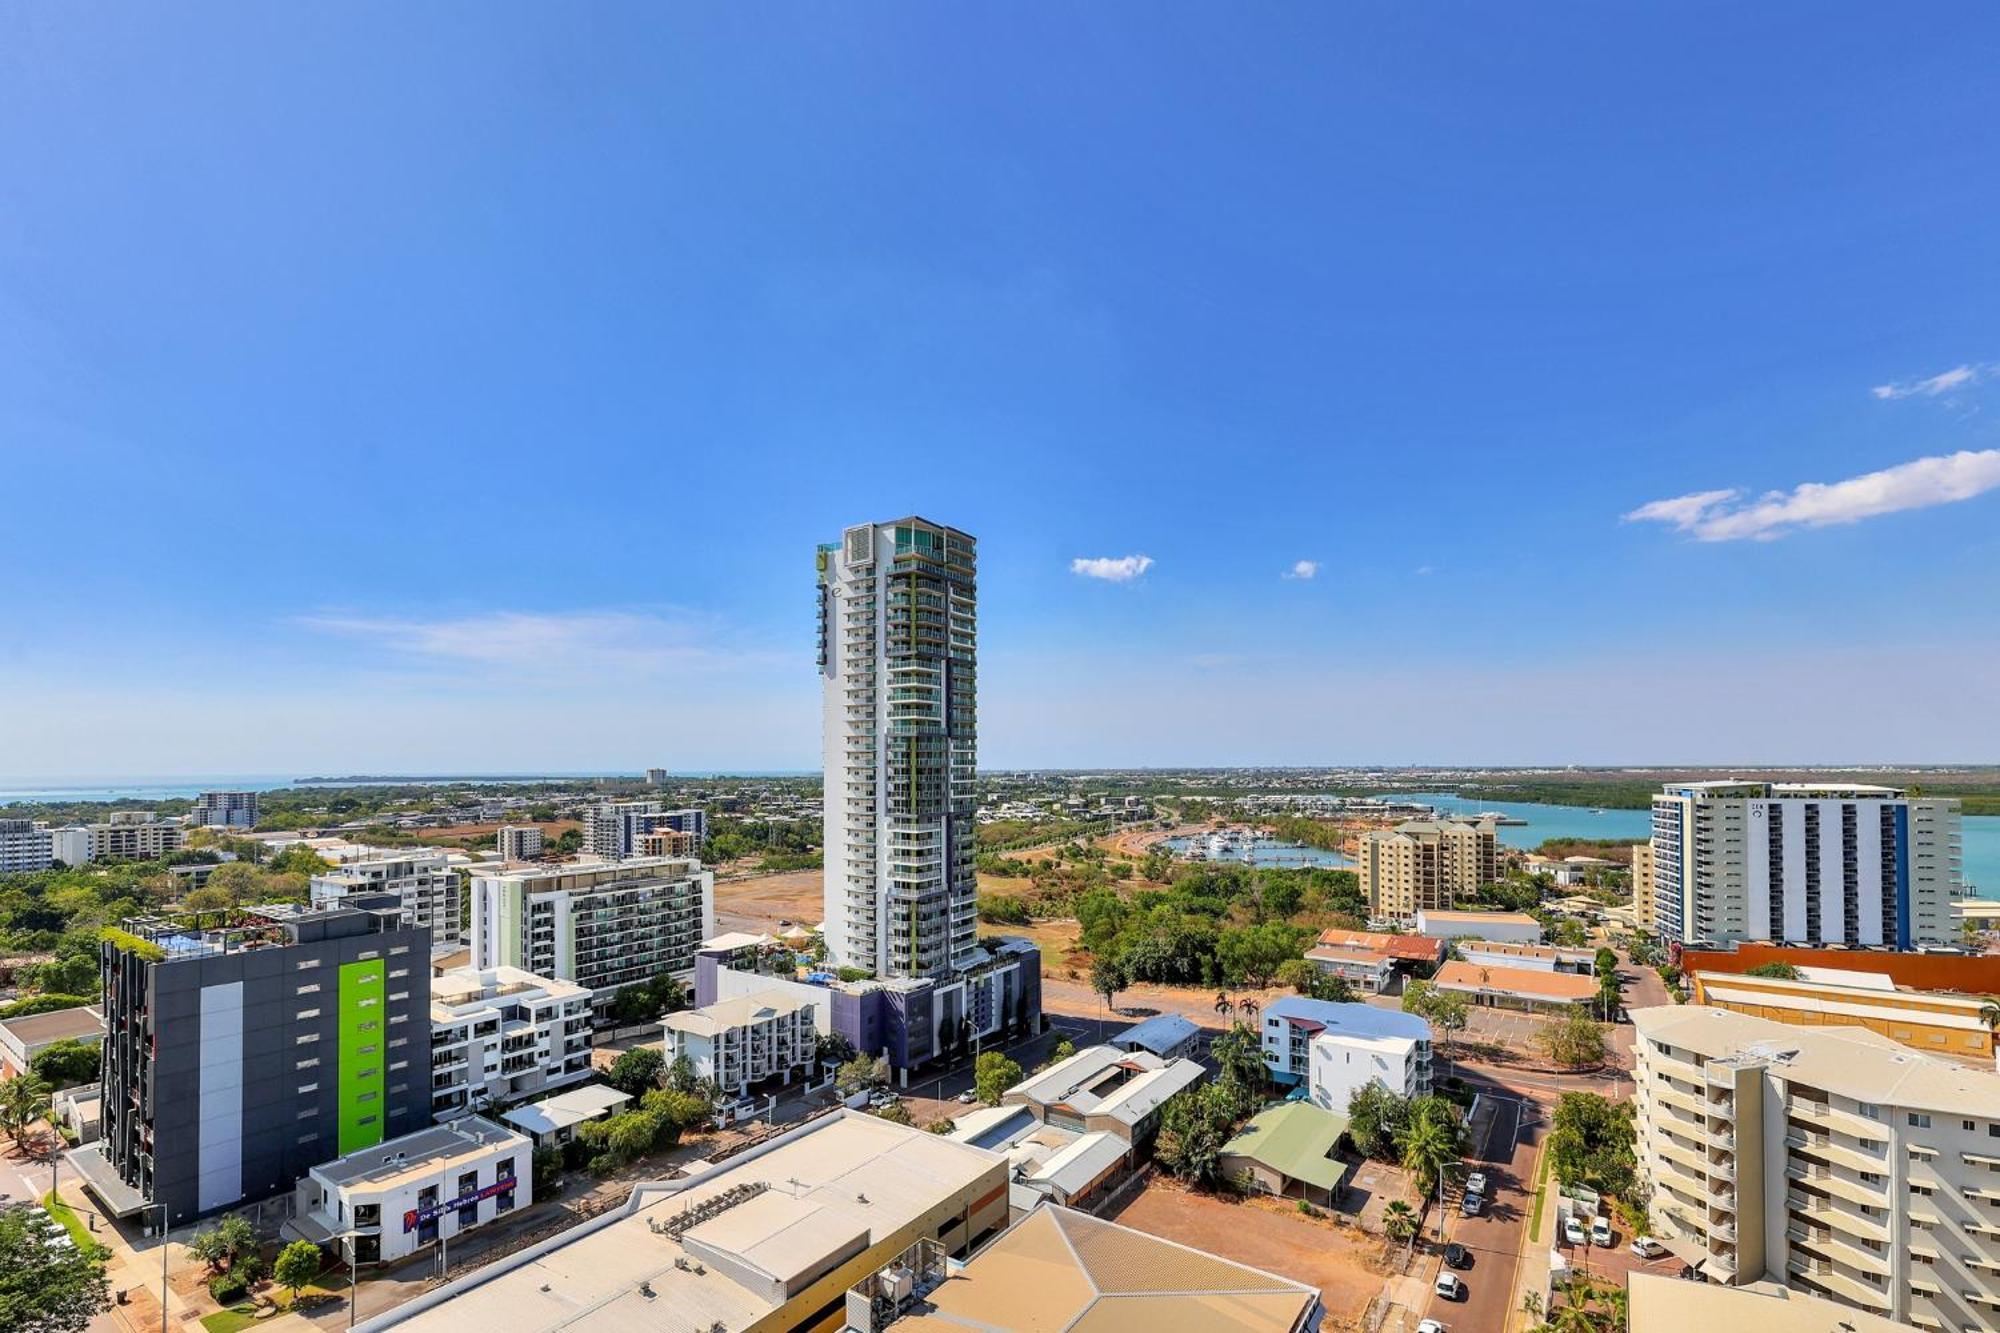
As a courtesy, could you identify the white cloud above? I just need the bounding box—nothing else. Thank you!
[1283,559,1318,580]
[296,608,769,674]
[1872,364,1985,400]
[1624,449,2000,542]
[1413,565,1434,577]
[1070,555,1154,582]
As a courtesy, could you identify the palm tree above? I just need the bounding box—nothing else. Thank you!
[1980,1000,2000,1038]
[1382,1199,1418,1242]
[1395,1100,1463,1197]
[1238,995,1260,1022]
[0,1075,51,1147]
[1214,995,1234,1022]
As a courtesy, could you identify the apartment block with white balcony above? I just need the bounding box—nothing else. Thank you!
[1632,1004,2000,1331]
[661,989,819,1099]
[311,849,463,940]
[428,966,594,1120]
[1649,781,1961,947]
[468,856,713,1016]
[0,819,53,873]
[1260,997,1432,1113]
[494,825,544,862]
[817,517,978,981]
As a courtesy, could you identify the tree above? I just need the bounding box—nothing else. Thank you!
[1395,1095,1466,1197]
[29,1038,101,1089]
[1275,959,1318,994]
[27,952,99,998]
[1545,1093,1636,1199]
[926,1116,956,1135]
[0,1074,51,1146]
[187,1215,256,1273]
[1209,1023,1264,1114]
[974,1051,1023,1105]
[1090,955,1126,1012]
[815,1031,857,1068]
[1346,1082,1409,1160]
[1381,1199,1418,1242]
[1594,972,1623,1022]
[836,1054,887,1097]
[182,887,234,912]
[1214,993,1234,1022]
[1400,979,1435,1016]
[272,1241,323,1302]
[1981,1000,2000,1042]
[0,994,94,1021]
[1745,962,1802,980]
[1537,1009,1608,1070]
[0,1205,110,1333]
[1049,1037,1076,1064]
[532,1145,564,1196]
[1592,947,1618,980]
[1154,1083,1237,1187]
[606,1046,666,1096]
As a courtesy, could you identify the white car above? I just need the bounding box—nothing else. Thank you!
[1417,1321,1448,1333]
[1433,1273,1465,1301]
[1631,1236,1669,1259]
[956,1090,977,1104]
[1464,1171,1488,1197]
[1563,1216,1586,1245]
[1591,1215,1613,1246]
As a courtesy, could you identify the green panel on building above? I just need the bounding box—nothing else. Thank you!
[337,958,387,1155]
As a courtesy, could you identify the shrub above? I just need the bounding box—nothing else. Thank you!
[208,1273,249,1305]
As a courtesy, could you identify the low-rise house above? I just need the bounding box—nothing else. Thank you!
[1218,1101,1352,1206]
[1414,908,1543,943]
[1314,927,1445,967]
[662,989,819,1098]
[1301,944,1395,993]
[496,1085,632,1150]
[1431,960,1596,1012]
[1001,1044,1204,1145]
[1110,1012,1201,1061]
[287,1116,530,1264]
[1457,939,1596,974]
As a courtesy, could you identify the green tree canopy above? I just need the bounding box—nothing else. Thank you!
[974,1051,1023,1105]
[605,1046,665,1096]
[272,1241,323,1298]
[0,1204,110,1333]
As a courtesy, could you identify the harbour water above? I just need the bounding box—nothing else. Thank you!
[1396,791,2000,898]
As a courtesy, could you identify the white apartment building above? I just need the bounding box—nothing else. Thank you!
[1357,818,1498,923]
[661,989,819,1098]
[288,1116,529,1264]
[1632,1003,2000,1330]
[190,791,260,829]
[429,966,594,1119]
[311,849,463,940]
[1260,998,1432,1112]
[49,813,184,865]
[494,825,543,862]
[817,517,978,979]
[1649,782,1961,947]
[468,856,713,1014]
[580,802,707,859]
[0,819,53,873]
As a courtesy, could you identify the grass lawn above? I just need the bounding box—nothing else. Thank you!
[199,1305,262,1333]
[41,1191,110,1260]
[1527,1150,1552,1241]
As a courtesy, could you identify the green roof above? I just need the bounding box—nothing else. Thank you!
[1219,1102,1352,1191]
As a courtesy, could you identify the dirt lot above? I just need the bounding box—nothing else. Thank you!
[1105,1179,1388,1326]
[712,868,824,934]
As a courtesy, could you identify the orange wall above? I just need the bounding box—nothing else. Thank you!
[1678,942,2000,995]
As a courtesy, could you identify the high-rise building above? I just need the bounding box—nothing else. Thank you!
[494,825,544,862]
[190,791,260,829]
[48,814,185,865]
[467,857,713,1015]
[1649,782,1961,947]
[310,849,462,941]
[0,819,53,873]
[1632,1003,2000,1329]
[1631,839,1657,934]
[644,768,669,786]
[1356,817,1498,923]
[817,516,978,979]
[79,902,433,1226]
[579,802,706,859]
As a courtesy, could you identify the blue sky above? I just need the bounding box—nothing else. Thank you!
[4,5,2000,775]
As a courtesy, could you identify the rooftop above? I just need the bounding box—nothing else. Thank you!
[358,1111,1004,1333]
[1005,1045,1206,1126]
[1314,928,1444,963]
[498,1085,633,1137]
[664,989,818,1037]
[1627,1271,1912,1333]
[0,1004,105,1047]
[1263,997,1433,1043]
[886,1204,1318,1333]
[311,1116,526,1192]
[1219,1102,1352,1193]
[431,965,588,1014]
[1303,945,1394,968]
[1416,909,1540,927]
[1632,1004,2000,1116]
[1434,960,1596,1001]
[1113,1012,1200,1053]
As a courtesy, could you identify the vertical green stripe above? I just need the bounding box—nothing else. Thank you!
[337,958,387,1155]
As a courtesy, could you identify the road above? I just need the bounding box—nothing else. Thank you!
[1416,1082,1540,1333]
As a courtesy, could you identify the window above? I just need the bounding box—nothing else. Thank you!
[1967,1121,1978,1133]
[1911,1113,1933,1128]
[296,1008,321,1020]
[296,1033,320,1045]
[295,959,321,971]
[299,1083,318,1094]
[389,967,409,979]
[296,984,321,996]
[297,1057,320,1070]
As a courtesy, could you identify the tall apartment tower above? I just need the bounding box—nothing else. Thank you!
[580,800,661,859]
[190,791,260,829]
[86,903,432,1226]
[495,825,545,862]
[1356,817,1499,924]
[817,517,978,979]
[1649,781,1960,947]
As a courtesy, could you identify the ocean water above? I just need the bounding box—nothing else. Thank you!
[1397,791,2000,898]
[1163,836,1354,868]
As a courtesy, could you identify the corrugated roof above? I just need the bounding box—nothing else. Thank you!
[1434,960,1596,1001]
[1219,1102,1351,1192]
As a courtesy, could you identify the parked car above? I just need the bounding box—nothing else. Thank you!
[1464,1171,1488,1197]
[1433,1273,1465,1301]
[1591,1215,1613,1246]
[1563,1216,1586,1245]
[1631,1236,1669,1259]
[956,1090,977,1104]
[1442,1243,1473,1270]
[1417,1321,1448,1333]
[1459,1192,1483,1217]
